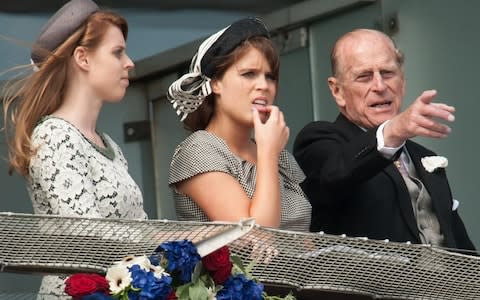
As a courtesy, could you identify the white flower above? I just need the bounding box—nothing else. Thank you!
[117,255,151,270]
[106,264,132,294]
[150,264,169,279]
[421,156,448,173]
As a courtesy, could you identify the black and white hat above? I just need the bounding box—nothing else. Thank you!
[167,17,270,121]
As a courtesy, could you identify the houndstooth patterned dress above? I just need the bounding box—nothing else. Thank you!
[28,117,147,298]
[169,130,311,232]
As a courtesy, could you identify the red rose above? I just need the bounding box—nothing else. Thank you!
[65,273,109,298]
[211,264,233,284]
[202,246,231,271]
[166,290,177,300]
[202,246,233,284]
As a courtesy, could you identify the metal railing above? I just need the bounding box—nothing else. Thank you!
[1,212,479,299]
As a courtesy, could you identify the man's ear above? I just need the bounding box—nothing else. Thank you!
[72,46,89,71]
[328,76,346,108]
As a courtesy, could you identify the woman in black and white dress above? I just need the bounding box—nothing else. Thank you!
[167,18,311,232]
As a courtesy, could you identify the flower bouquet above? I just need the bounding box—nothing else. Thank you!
[64,239,295,300]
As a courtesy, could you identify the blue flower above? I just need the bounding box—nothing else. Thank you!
[148,253,161,266]
[129,264,173,300]
[155,240,201,283]
[216,274,264,300]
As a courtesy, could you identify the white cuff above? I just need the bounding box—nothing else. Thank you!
[376,120,404,159]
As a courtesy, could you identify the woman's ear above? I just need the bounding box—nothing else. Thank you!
[72,46,89,71]
[210,79,221,94]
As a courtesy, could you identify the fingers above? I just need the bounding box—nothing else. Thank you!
[420,101,455,123]
[252,107,261,128]
[268,108,289,145]
[431,102,455,113]
[415,126,450,139]
[255,105,284,128]
[409,90,455,138]
[417,89,438,105]
[253,105,279,125]
[253,105,289,155]
[264,105,280,122]
[386,91,456,144]
[414,90,455,121]
[430,103,455,121]
[413,114,451,137]
[267,106,286,128]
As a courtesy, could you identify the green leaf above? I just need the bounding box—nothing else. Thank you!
[176,283,194,300]
[245,260,256,276]
[188,280,209,300]
[175,278,211,300]
[230,255,244,270]
[231,255,258,278]
[192,261,204,282]
[204,273,216,288]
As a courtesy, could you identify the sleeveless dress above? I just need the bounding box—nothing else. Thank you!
[169,130,311,232]
[28,117,147,298]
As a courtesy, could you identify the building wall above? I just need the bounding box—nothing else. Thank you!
[1,0,480,294]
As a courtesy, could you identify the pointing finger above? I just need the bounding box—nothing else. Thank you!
[418,89,437,105]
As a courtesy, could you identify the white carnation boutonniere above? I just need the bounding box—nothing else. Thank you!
[421,156,448,173]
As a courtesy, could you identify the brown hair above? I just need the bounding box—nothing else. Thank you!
[183,35,280,132]
[3,11,128,177]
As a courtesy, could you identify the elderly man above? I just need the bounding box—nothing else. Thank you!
[294,29,475,252]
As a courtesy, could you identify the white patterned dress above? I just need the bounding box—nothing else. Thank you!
[28,116,147,298]
[169,130,312,232]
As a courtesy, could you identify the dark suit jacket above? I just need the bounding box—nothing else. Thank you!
[293,113,475,252]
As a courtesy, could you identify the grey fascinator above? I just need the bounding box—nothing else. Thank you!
[31,0,99,66]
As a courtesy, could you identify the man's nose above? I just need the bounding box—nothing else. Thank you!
[372,73,386,92]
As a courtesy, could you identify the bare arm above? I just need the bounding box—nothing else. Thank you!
[250,105,289,227]
[176,106,289,228]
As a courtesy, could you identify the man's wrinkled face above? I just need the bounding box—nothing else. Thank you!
[329,32,405,129]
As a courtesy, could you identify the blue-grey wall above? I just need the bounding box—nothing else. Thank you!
[384,0,480,251]
[0,10,249,76]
